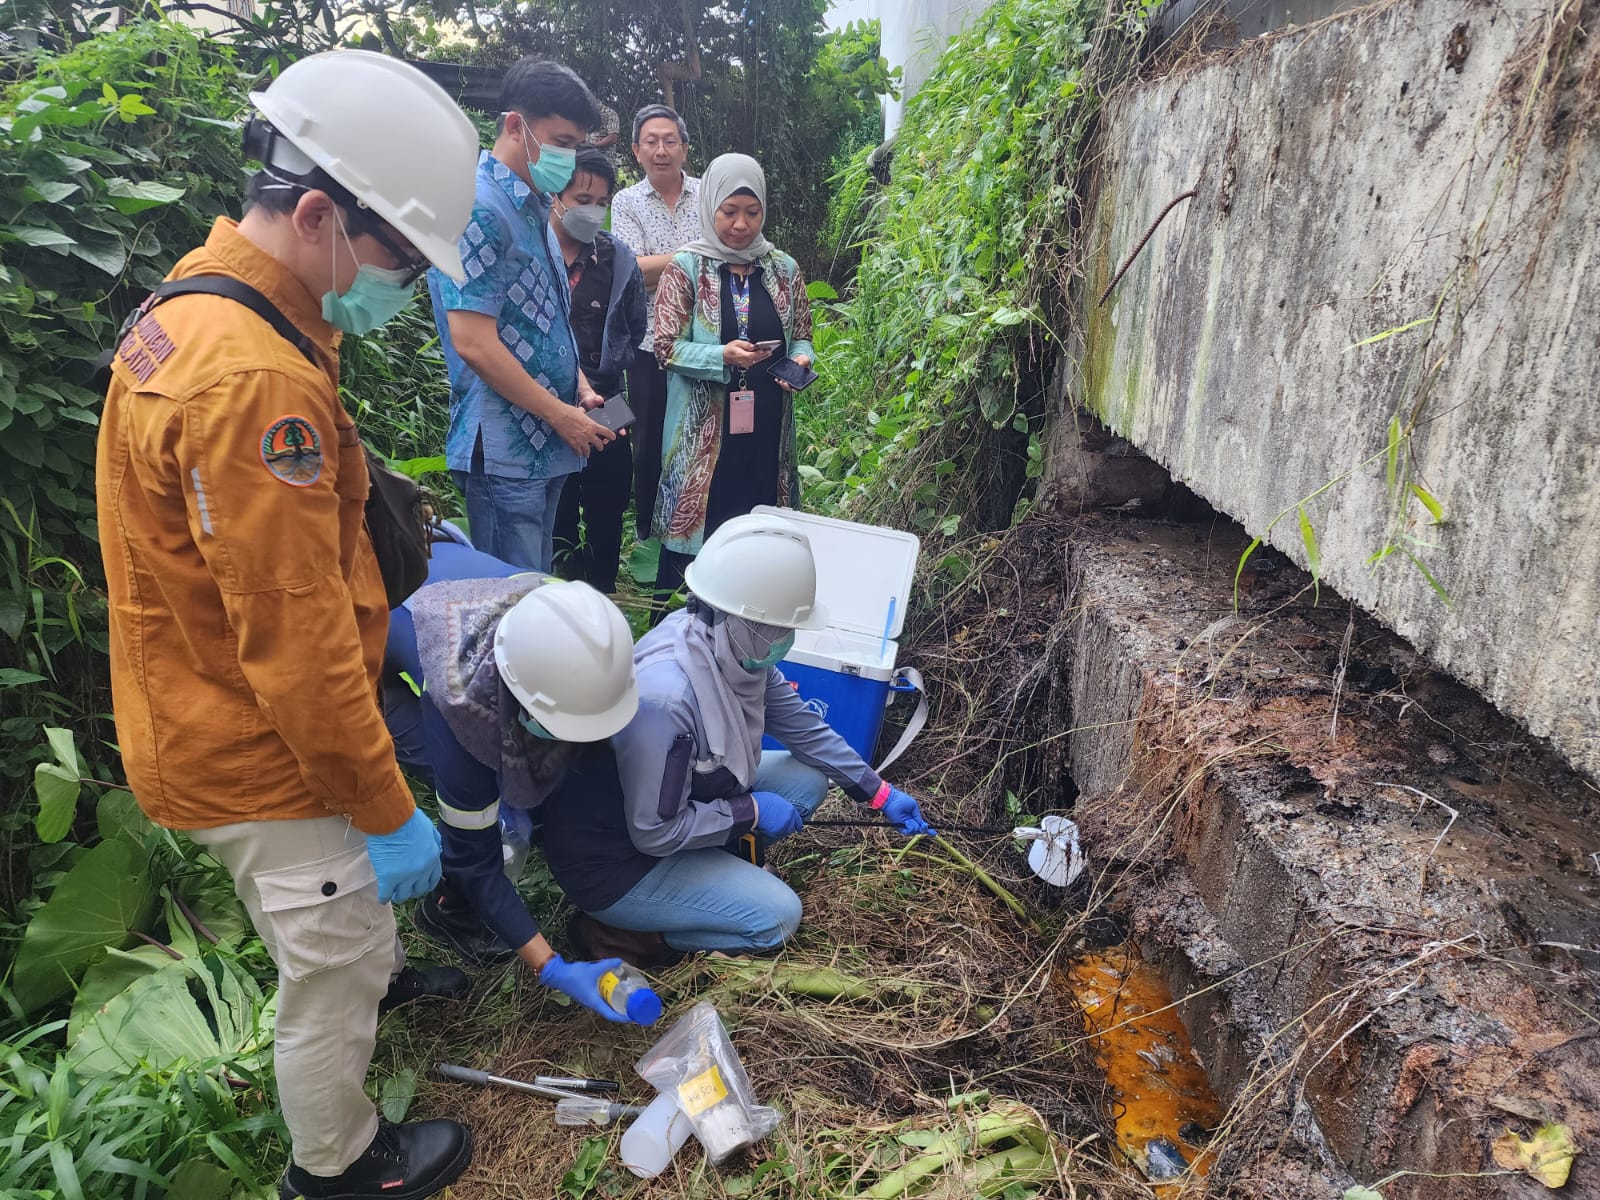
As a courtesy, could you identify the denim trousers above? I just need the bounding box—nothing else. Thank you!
[587,751,829,954]
[453,466,571,573]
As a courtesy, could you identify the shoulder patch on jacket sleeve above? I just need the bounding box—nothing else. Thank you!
[260,415,324,486]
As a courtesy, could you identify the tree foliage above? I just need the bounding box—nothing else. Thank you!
[0,22,251,865]
[799,0,1149,533]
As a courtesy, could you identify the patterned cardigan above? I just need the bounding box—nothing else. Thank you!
[652,248,815,555]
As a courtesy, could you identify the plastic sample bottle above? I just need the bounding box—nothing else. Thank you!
[619,1091,695,1178]
[499,808,533,883]
[597,963,663,1025]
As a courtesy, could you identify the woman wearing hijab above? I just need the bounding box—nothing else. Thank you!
[538,515,935,963]
[649,154,815,606]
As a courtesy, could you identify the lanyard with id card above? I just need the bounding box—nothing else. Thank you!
[729,272,755,436]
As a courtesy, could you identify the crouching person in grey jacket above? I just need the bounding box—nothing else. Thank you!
[540,514,936,964]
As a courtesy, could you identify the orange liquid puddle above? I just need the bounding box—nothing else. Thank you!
[1066,946,1223,1193]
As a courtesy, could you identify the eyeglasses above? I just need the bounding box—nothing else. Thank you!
[638,137,683,151]
[364,222,430,286]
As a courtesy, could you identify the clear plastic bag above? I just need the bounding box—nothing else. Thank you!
[634,1002,779,1163]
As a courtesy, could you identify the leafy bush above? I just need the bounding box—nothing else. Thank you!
[798,0,1145,532]
[0,21,252,897]
[0,22,452,1194]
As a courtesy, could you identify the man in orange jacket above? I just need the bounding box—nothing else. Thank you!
[97,52,480,1200]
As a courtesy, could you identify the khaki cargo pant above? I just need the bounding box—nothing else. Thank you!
[192,816,403,1177]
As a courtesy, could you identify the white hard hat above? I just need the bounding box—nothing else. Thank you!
[493,582,639,742]
[684,514,830,630]
[249,50,478,281]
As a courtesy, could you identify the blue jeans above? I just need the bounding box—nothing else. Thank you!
[454,467,570,573]
[588,751,829,954]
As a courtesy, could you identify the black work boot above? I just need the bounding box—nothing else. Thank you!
[412,885,515,966]
[569,912,684,970]
[280,1119,472,1199]
[378,965,470,1016]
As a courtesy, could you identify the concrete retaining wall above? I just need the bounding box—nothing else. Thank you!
[1055,0,1600,781]
[1044,515,1600,1197]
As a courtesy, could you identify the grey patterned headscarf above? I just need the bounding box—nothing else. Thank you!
[679,153,774,265]
[409,575,576,810]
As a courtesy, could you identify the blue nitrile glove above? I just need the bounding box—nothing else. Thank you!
[881,787,937,838]
[752,791,804,839]
[365,809,443,904]
[538,955,632,1023]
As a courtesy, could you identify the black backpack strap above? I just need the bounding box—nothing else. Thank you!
[143,277,317,365]
[95,275,316,388]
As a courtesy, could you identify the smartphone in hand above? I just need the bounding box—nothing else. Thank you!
[753,339,783,353]
[767,356,819,392]
[590,393,636,433]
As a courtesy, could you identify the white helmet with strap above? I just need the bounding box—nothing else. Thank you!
[493,580,639,742]
[248,50,478,281]
[683,513,829,630]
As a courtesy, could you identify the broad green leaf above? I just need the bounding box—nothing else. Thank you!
[32,181,80,204]
[1408,483,1443,524]
[559,1135,610,1198]
[67,965,222,1074]
[168,1159,234,1200]
[381,1068,419,1123]
[67,944,175,1043]
[9,226,77,249]
[105,178,186,214]
[33,762,79,843]
[0,668,46,686]
[806,280,839,302]
[45,724,79,770]
[11,837,158,1012]
[394,454,448,479]
[96,787,153,846]
[68,953,266,1075]
[67,238,128,276]
[117,94,158,121]
[628,537,661,586]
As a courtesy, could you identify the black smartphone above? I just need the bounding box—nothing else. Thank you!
[590,393,636,433]
[766,356,818,392]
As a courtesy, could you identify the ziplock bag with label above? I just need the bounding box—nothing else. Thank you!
[634,1002,779,1162]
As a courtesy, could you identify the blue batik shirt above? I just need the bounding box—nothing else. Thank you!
[429,151,582,481]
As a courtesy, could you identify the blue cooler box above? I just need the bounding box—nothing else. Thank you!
[755,506,921,765]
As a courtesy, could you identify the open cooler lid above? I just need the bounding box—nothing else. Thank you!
[753,506,920,640]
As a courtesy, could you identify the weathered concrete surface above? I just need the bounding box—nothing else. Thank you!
[1035,514,1600,1198]
[1052,0,1600,783]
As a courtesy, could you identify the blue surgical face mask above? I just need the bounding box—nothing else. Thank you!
[516,115,576,195]
[322,218,414,335]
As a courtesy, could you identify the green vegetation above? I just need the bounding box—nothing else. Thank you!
[0,20,249,889]
[797,0,1151,534]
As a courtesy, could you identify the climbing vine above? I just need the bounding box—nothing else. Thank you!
[798,0,1149,534]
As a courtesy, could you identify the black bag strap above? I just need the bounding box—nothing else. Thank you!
[96,276,316,384]
[148,277,317,363]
